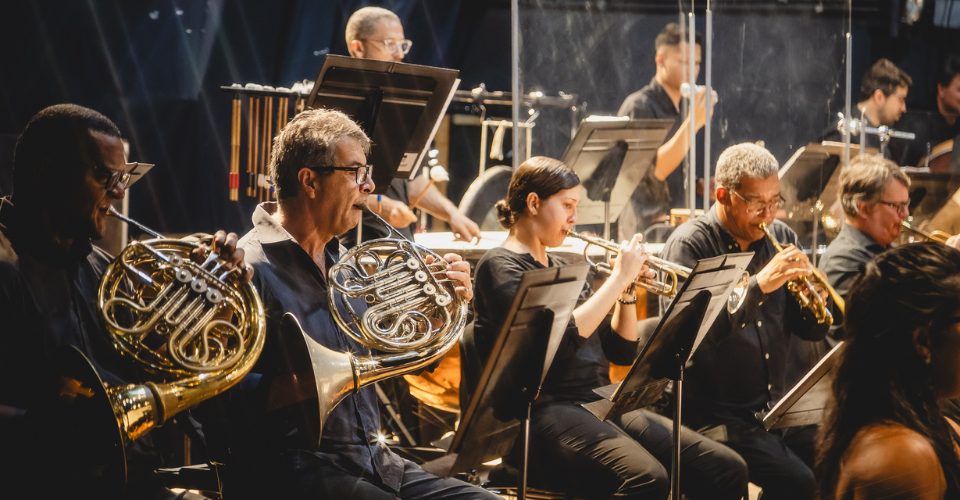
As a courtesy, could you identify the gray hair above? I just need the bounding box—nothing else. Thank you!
[714,142,780,190]
[345,6,399,47]
[838,154,910,217]
[270,108,371,201]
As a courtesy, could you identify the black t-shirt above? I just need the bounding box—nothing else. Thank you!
[472,246,639,405]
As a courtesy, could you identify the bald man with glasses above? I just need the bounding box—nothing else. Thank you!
[343,6,481,244]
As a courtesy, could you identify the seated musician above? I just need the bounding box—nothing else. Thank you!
[471,156,747,499]
[211,108,496,499]
[816,242,960,499]
[822,58,912,157]
[660,142,832,500]
[818,155,911,309]
[0,104,245,498]
[889,54,960,167]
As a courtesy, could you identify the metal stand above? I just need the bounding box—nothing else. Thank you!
[670,358,685,500]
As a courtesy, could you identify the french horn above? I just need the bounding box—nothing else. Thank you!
[60,207,265,491]
[273,209,468,447]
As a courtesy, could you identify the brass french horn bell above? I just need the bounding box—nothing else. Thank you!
[59,207,266,492]
[269,210,468,448]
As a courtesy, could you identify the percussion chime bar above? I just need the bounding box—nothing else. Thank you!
[225,85,306,202]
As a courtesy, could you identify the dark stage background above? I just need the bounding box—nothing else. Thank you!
[1,0,957,235]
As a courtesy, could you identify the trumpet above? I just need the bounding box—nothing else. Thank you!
[901,220,951,244]
[759,222,845,325]
[565,230,750,313]
[566,229,690,298]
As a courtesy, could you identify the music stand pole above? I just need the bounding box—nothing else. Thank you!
[670,355,685,500]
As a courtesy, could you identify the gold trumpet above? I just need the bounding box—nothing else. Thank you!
[565,230,750,313]
[566,229,690,298]
[901,220,951,244]
[759,222,845,325]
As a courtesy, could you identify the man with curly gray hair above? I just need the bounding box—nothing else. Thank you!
[660,141,832,500]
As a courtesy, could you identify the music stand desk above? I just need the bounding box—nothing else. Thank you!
[562,117,672,231]
[761,341,844,431]
[305,54,459,192]
[582,251,753,500]
[437,264,589,499]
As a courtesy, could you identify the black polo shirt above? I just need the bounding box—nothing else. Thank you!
[472,247,640,405]
[618,77,688,208]
[659,207,829,426]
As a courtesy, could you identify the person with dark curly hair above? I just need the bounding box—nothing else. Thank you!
[817,242,960,499]
[469,156,748,499]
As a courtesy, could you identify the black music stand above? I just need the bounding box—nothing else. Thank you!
[562,117,672,239]
[424,264,589,500]
[779,142,874,258]
[759,341,844,431]
[305,54,460,192]
[582,252,753,500]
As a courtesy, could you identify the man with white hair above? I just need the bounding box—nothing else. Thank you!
[343,6,480,244]
[660,142,832,500]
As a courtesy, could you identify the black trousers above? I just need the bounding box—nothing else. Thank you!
[699,419,817,500]
[524,403,748,499]
[283,455,499,500]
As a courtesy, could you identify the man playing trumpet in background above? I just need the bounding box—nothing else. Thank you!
[660,142,832,500]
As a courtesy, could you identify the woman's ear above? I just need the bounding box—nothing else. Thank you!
[526,192,540,216]
[912,328,933,365]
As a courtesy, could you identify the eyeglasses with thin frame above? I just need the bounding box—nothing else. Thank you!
[93,163,132,192]
[876,199,910,214]
[730,190,785,215]
[363,38,413,56]
[308,163,373,185]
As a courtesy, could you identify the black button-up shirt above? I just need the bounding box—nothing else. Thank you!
[472,247,639,405]
[237,202,404,491]
[660,208,829,426]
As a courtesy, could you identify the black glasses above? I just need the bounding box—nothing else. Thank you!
[877,199,910,214]
[308,163,373,185]
[731,190,785,215]
[93,163,132,192]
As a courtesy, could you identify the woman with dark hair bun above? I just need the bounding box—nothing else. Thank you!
[470,156,748,499]
[817,242,960,499]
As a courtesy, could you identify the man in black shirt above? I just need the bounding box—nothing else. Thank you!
[890,54,960,167]
[819,156,911,303]
[222,107,495,499]
[823,58,912,158]
[0,104,245,498]
[661,142,832,500]
[617,22,716,239]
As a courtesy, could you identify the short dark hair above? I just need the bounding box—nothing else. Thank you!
[13,103,121,206]
[938,54,960,88]
[655,22,703,51]
[859,58,912,100]
[270,108,371,201]
[495,156,580,229]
